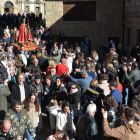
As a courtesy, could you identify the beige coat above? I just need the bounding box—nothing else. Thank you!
[98,80,110,96]
[28,103,42,129]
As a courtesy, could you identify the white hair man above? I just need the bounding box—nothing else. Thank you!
[29,58,41,74]
[76,103,98,140]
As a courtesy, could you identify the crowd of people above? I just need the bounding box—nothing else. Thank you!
[1,14,140,140]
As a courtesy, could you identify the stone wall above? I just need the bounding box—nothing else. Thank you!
[125,0,140,51]
[45,0,123,51]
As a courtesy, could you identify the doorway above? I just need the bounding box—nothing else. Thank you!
[4,1,14,14]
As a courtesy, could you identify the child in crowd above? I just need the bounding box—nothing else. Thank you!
[46,130,69,140]
[46,99,61,133]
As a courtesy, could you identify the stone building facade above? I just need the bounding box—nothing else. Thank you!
[125,0,140,52]
[0,0,45,17]
[45,0,123,50]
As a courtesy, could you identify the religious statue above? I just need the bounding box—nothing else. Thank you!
[18,18,33,45]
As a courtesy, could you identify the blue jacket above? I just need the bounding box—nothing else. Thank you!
[111,88,122,108]
[87,70,97,79]
[69,75,93,93]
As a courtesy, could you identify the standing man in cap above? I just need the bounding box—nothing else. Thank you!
[0,119,11,140]
[30,74,44,106]
[13,50,24,74]
[67,70,93,93]
[10,74,30,105]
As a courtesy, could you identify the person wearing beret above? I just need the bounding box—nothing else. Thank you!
[13,50,24,74]
[30,74,44,106]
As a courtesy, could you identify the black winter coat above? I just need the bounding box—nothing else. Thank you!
[69,90,81,116]
[0,62,8,80]
[0,127,9,140]
[76,113,98,140]
[10,83,30,105]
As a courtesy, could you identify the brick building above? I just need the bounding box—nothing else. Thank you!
[45,0,123,51]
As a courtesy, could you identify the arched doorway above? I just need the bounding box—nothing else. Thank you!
[4,1,14,14]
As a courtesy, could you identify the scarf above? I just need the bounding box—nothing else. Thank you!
[70,88,78,94]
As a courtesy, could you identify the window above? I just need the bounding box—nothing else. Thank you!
[4,2,13,7]
[63,2,96,21]
[26,6,29,14]
[36,7,40,17]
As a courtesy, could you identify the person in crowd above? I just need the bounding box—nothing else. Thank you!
[47,60,56,76]
[67,70,93,93]
[46,99,61,132]
[76,103,98,140]
[43,75,53,106]
[109,40,116,48]
[131,44,140,62]
[36,52,48,72]
[114,76,123,94]
[4,26,10,38]
[81,36,91,59]
[20,45,29,66]
[109,80,122,108]
[30,74,44,106]
[24,66,32,84]
[46,130,69,140]
[29,58,41,74]
[103,94,118,140]
[0,75,11,120]
[23,93,42,140]
[98,74,110,96]
[5,100,36,140]
[105,63,117,82]
[110,48,119,66]
[116,104,128,127]
[0,120,11,140]
[4,47,14,58]
[66,53,73,73]
[14,50,24,74]
[123,62,140,89]
[1,56,11,81]
[3,32,10,44]
[10,74,30,105]
[68,83,81,122]
[86,63,97,79]
[56,58,69,83]
[116,44,126,64]
[52,77,67,102]
[102,107,140,140]
[56,101,76,138]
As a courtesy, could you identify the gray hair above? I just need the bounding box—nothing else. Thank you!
[86,104,96,115]
[33,58,38,62]
[7,47,11,51]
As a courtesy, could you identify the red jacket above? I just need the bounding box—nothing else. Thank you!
[56,64,69,83]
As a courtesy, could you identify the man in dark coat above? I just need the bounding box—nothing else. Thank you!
[0,120,11,140]
[29,58,41,74]
[81,36,91,59]
[69,83,81,121]
[116,44,126,64]
[76,104,98,140]
[131,44,140,62]
[10,74,30,105]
